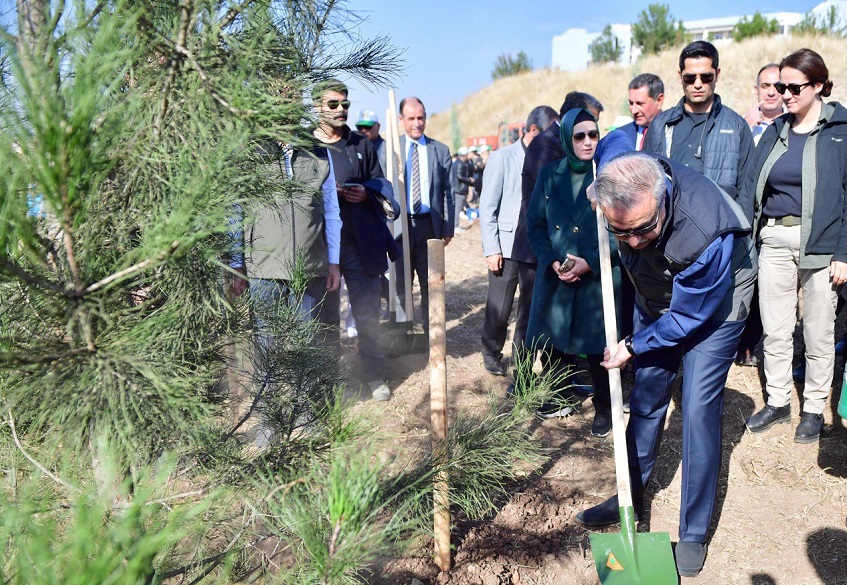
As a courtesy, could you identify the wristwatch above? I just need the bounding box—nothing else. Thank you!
[624,334,637,357]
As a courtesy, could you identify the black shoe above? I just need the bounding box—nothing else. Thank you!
[537,400,574,418]
[591,410,612,437]
[794,412,824,443]
[746,405,790,433]
[675,541,707,577]
[575,495,643,527]
[571,383,595,397]
[483,359,507,376]
[735,350,758,367]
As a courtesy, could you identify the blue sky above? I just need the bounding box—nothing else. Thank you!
[344,0,821,122]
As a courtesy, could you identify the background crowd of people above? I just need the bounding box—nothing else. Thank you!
[236,40,847,578]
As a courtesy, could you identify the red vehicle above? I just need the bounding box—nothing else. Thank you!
[464,122,526,151]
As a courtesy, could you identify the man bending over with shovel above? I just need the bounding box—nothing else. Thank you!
[578,151,756,577]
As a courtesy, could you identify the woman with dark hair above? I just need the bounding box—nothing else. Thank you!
[525,108,621,436]
[745,48,847,443]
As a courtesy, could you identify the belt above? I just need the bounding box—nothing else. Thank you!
[408,212,431,220]
[763,215,801,227]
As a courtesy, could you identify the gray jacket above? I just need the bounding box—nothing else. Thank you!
[480,139,525,258]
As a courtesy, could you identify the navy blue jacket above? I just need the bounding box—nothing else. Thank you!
[328,128,399,277]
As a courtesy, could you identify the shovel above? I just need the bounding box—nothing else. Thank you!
[589,202,677,584]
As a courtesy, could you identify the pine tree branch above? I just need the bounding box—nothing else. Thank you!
[219,0,255,29]
[224,374,268,440]
[0,256,74,297]
[307,0,339,65]
[1,346,92,367]
[85,240,180,294]
[155,0,193,135]
[141,18,253,117]
[45,0,64,38]
[9,410,79,492]
[55,0,107,46]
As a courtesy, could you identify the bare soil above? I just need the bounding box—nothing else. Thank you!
[341,220,847,585]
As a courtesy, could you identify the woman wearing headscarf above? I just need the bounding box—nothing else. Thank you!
[525,108,622,437]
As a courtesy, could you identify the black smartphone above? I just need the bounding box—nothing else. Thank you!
[558,258,575,273]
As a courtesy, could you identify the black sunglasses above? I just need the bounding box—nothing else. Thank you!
[573,130,599,141]
[604,204,662,238]
[681,72,715,85]
[327,99,351,110]
[774,81,813,96]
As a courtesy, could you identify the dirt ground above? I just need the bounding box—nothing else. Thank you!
[341,219,847,585]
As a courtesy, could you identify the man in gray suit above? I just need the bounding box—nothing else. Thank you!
[396,96,454,328]
[479,106,559,376]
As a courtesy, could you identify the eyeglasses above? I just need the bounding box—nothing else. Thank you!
[681,72,716,85]
[573,130,599,141]
[326,99,351,110]
[774,81,813,96]
[603,204,663,238]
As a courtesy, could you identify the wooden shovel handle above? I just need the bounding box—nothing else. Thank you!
[594,201,634,509]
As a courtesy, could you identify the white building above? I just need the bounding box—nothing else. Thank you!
[551,3,837,71]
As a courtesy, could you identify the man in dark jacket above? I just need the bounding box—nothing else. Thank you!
[577,152,756,578]
[643,41,754,219]
[315,79,399,402]
[396,96,454,330]
[449,146,473,227]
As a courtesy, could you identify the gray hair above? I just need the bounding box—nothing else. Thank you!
[594,153,666,211]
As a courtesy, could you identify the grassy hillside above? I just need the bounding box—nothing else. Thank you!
[426,35,847,146]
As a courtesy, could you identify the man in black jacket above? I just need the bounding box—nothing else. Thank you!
[315,79,399,402]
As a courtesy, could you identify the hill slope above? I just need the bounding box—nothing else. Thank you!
[426,35,847,146]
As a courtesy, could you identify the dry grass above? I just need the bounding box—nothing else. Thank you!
[426,34,847,146]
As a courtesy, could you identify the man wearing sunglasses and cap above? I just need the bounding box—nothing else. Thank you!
[644,40,755,219]
[355,109,386,173]
[577,146,756,577]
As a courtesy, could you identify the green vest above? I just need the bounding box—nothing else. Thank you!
[248,146,331,280]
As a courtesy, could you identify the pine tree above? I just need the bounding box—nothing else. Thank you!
[0,2,555,582]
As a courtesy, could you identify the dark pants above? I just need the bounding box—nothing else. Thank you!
[340,245,387,382]
[249,276,339,376]
[512,261,537,364]
[544,347,611,413]
[627,310,744,543]
[395,215,436,329]
[736,283,763,356]
[454,189,468,226]
[481,257,523,364]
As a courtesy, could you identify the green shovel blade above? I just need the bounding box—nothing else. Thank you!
[589,506,677,585]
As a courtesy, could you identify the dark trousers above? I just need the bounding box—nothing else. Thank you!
[736,283,763,356]
[340,245,386,381]
[395,215,436,329]
[627,310,744,543]
[512,261,537,364]
[544,348,611,413]
[481,257,523,364]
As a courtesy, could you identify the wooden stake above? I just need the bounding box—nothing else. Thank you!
[427,238,450,572]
